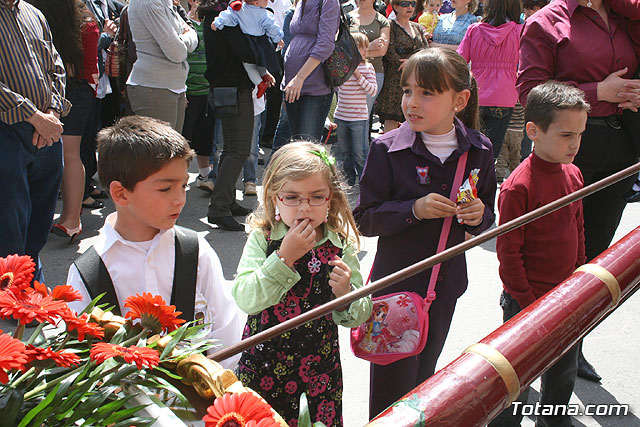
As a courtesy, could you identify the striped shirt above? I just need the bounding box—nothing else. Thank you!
[0,0,71,125]
[334,62,377,121]
[507,101,525,132]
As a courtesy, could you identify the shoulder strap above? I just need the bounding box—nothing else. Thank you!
[73,247,119,312]
[171,226,199,321]
[425,151,469,304]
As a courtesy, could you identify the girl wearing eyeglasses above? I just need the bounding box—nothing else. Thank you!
[232,141,372,426]
[376,0,429,133]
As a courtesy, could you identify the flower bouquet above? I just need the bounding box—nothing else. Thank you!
[0,254,221,426]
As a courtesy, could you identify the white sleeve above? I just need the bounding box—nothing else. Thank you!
[66,264,93,314]
[196,236,246,370]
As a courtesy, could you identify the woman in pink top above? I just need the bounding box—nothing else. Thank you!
[457,0,522,158]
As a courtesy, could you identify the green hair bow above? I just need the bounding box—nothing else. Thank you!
[310,148,336,167]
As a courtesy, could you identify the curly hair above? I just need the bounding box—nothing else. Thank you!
[248,141,360,246]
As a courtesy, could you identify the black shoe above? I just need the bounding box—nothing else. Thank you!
[208,216,244,231]
[81,198,104,209]
[577,351,602,382]
[622,184,640,203]
[90,188,109,199]
[230,203,252,216]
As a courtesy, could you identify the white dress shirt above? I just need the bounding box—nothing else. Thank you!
[67,213,244,369]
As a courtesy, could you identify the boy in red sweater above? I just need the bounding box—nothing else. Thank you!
[489,81,590,427]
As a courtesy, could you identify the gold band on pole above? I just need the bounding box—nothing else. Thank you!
[575,264,620,307]
[464,343,520,404]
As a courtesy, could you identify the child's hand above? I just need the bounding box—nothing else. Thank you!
[413,193,457,220]
[328,256,352,298]
[353,69,361,79]
[456,198,485,226]
[210,22,218,31]
[277,40,285,50]
[278,219,316,266]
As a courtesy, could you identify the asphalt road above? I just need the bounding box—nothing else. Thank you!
[40,153,640,427]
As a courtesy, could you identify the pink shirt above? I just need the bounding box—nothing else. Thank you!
[334,62,377,121]
[457,21,521,107]
[517,0,639,117]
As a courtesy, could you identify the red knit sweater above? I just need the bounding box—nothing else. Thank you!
[496,152,586,309]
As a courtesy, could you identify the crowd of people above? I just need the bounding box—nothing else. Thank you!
[1,0,639,425]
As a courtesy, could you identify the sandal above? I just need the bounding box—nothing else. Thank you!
[51,224,82,243]
[90,188,109,199]
[82,197,104,209]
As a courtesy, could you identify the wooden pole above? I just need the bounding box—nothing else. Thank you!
[209,162,640,363]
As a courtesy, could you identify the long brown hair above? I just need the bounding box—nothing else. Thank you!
[482,0,522,26]
[27,0,90,77]
[400,48,480,130]
[248,141,360,246]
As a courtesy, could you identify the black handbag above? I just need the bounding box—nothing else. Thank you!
[319,2,362,88]
[209,87,238,118]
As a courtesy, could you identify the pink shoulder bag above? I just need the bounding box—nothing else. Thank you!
[350,151,469,365]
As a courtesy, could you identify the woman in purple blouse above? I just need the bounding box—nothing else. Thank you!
[282,0,340,141]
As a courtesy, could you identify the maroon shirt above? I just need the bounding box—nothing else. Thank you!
[517,0,639,117]
[497,153,586,309]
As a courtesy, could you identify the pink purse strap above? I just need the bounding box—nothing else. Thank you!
[425,151,469,304]
[362,151,470,295]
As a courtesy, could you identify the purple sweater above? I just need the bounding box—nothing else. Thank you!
[283,0,340,96]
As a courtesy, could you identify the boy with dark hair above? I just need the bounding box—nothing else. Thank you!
[489,81,590,427]
[67,116,243,368]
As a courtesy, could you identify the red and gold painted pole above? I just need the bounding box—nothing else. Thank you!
[367,226,640,427]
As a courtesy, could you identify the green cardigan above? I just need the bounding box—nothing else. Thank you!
[233,223,372,328]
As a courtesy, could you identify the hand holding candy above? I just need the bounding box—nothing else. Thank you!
[413,193,457,220]
[279,219,316,267]
[456,198,485,226]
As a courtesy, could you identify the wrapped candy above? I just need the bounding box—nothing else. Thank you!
[457,168,480,204]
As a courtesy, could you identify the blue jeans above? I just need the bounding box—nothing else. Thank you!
[244,111,265,183]
[285,93,333,142]
[334,119,369,185]
[208,118,224,182]
[0,121,63,279]
[480,106,514,159]
[271,100,291,153]
[366,72,385,115]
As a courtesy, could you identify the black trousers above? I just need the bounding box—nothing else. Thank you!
[207,88,254,217]
[573,120,636,261]
[488,292,579,427]
[369,292,458,419]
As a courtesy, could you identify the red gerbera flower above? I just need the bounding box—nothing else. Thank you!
[0,333,27,383]
[90,342,159,369]
[124,293,185,334]
[0,290,68,325]
[24,345,81,368]
[62,309,105,341]
[203,392,280,427]
[32,282,82,303]
[0,255,35,294]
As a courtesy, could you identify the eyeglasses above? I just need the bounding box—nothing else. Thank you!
[277,194,330,207]
[398,1,417,7]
